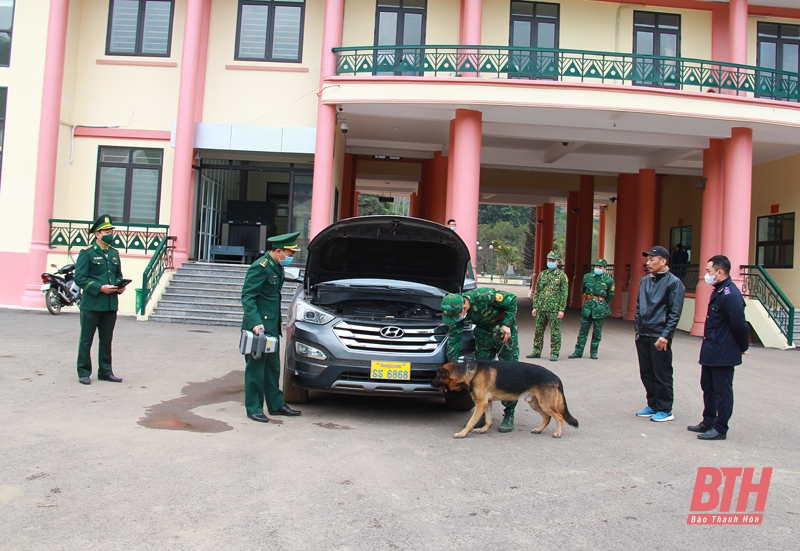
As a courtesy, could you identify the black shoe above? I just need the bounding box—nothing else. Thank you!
[78,377,91,385]
[687,422,712,433]
[98,374,123,383]
[568,353,581,359]
[269,404,302,416]
[697,428,727,440]
[247,413,270,423]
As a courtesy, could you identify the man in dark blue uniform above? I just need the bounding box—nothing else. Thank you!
[688,255,749,441]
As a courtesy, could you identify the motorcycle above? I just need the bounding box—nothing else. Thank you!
[41,263,82,315]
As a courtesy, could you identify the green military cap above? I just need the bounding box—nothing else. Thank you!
[89,214,115,234]
[593,258,608,267]
[267,231,301,251]
[441,293,465,325]
[546,250,560,260]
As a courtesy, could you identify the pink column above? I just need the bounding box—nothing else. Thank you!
[445,119,456,221]
[459,0,482,44]
[610,175,634,318]
[624,169,657,321]
[169,0,205,266]
[691,139,725,336]
[712,5,730,62]
[194,0,212,122]
[450,109,482,271]
[722,128,753,288]
[570,175,594,308]
[20,0,71,307]
[309,0,345,239]
[729,0,748,65]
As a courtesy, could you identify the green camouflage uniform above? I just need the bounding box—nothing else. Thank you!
[572,271,616,358]
[445,288,519,362]
[531,268,569,357]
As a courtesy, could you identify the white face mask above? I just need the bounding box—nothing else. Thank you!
[704,272,718,286]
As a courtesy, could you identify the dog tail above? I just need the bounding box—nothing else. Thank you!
[558,382,579,428]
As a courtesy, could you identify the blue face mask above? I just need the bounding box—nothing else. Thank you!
[594,268,603,275]
[280,253,294,267]
[454,314,466,323]
[449,225,456,232]
[547,261,557,269]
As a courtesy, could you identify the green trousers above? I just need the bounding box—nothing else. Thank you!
[574,315,605,356]
[244,338,283,415]
[532,311,562,356]
[77,310,117,379]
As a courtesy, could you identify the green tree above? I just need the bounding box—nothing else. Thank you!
[357,195,392,216]
[495,242,522,283]
[478,205,532,227]
[523,207,536,270]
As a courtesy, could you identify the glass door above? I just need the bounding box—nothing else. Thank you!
[633,11,681,88]
[374,0,426,75]
[288,173,313,264]
[509,1,559,79]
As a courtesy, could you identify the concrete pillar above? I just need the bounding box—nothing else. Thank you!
[340,153,355,219]
[722,128,753,288]
[21,0,71,307]
[309,0,345,239]
[570,176,594,308]
[533,206,543,278]
[410,193,419,218]
[610,175,634,318]
[625,169,657,321]
[691,139,725,336]
[729,0,748,66]
[450,109,482,271]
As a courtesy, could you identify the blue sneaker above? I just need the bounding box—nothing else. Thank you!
[636,406,656,417]
[651,411,674,422]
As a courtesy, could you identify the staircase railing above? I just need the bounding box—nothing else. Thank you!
[140,236,175,315]
[740,265,795,346]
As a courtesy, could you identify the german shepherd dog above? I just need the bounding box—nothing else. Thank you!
[432,361,579,439]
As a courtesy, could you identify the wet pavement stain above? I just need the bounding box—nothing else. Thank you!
[138,370,245,433]
[314,422,353,430]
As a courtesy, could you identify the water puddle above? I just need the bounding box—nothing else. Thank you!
[138,370,245,433]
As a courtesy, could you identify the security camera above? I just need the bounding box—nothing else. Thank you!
[337,105,344,112]
[562,141,569,146]
[340,122,349,134]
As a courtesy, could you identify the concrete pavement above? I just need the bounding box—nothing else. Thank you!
[1,293,799,550]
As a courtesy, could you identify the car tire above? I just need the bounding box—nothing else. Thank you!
[444,391,475,411]
[282,358,309,404]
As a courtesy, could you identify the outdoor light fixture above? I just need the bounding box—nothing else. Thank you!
[609,197,617,203]
[695,178,707,190]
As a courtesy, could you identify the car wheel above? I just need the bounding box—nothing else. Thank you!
[282,357,309,404]
[45,288,62,315]
[444,391,475,411]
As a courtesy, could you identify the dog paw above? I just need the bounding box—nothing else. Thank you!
[453,432,468,439]
[532,429,542,434]
[552,432,562,438]
[473,427,489,433]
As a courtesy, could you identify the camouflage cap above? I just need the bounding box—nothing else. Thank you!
[546,250,560,260]
[593,258,608,267]
[441,293,465,325]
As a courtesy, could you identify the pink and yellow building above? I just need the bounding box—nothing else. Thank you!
[1,0,798,346]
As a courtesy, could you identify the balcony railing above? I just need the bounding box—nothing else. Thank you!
[334,45,800,100]
[49,219,170,255]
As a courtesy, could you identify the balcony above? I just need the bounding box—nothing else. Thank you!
[334,45,800,101]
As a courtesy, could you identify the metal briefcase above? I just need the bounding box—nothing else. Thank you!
[239,330,277,360]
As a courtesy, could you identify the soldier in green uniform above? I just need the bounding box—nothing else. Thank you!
[241,232,303,423]
[527,250,569,361]
[569,259,616,360]
[74,215,126,385]
[441,288,520,432]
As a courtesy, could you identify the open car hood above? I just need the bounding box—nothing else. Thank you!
[305,216,471,294]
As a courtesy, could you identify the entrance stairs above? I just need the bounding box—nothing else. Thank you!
[148,261,298,326]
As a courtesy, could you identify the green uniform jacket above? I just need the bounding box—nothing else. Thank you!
[446,288,518,360]
[580,272,616,318]
[74,242,123,312]
[532,268,568,312]
[241,253,284,336]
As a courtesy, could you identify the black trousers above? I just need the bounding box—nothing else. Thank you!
[635,335,674,413]
[701,365,735,434]
[77,310,117,379]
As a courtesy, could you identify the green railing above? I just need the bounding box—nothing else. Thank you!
[49,219,170,255]
[740,265,795,346]
[672,264,700,293]
[334,45,800,99]
[140,236,175,315]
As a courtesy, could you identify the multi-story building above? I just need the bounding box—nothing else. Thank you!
[0,0,798,347]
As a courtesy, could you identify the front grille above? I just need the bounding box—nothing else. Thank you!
[338,371,436,385]
[332,321,446,354]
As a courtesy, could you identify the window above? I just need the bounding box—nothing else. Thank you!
[0,0,15,66]
[633,11,681,88]
[0,87,6,190]
[756,213,794,269]
[374,0,426,75]
[669,225,692,261]
[95,147,164,224]
[757,22,800,102]
[236,0,305,62]
[508,1,559,80]
[106,0,174,57]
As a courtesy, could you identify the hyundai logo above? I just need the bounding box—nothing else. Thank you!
[380,326,405,339]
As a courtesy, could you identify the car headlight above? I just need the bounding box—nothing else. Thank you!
[293,301,336,325]
[295,342,327,360]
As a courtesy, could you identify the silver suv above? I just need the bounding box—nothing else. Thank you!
[283,216,475,410]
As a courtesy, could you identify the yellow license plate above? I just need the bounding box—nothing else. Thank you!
[370,361,410,380]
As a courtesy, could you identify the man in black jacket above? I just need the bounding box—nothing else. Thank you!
[688,255,749,441]
[634,246,685,422]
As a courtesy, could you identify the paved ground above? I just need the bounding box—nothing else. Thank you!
[1,290,799,550]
